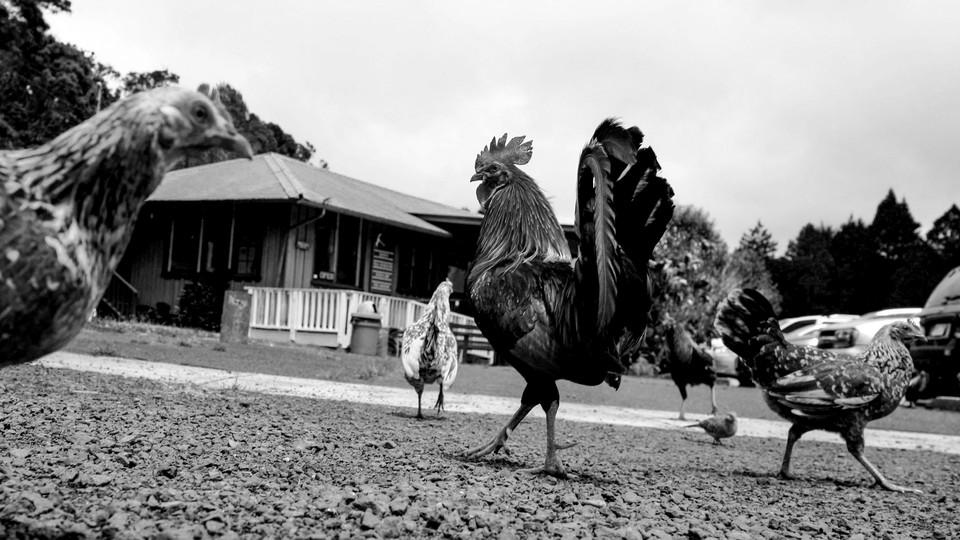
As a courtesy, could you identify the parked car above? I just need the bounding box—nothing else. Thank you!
[816,307,922,355]
[782,314,860,347]
[778,313,858,335]
[910,265,960,398]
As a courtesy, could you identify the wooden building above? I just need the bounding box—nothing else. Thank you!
[108,153,485,318]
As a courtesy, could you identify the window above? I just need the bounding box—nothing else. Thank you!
[312,212,362,287]
[165,204,262,280]
[396,237,448,298]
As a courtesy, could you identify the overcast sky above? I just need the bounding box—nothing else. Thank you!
[48,1,960,253]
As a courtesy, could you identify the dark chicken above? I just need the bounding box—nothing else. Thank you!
[0,85,252,366]
[663,319,718,420]
[715,288,925,493]
[464,119,674,477]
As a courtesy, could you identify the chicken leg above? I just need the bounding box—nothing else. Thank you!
[845,431,921,493]
[778,423,809,479]
[709,385,719,415]
[518,399,577,479]
[464,402,534,459]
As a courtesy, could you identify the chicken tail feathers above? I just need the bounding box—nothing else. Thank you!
[714,288,784,371]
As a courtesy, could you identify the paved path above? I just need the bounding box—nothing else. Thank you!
[37,351,960,456]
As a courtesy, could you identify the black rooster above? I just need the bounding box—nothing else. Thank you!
[0,85,252,367]
[464,119,674,477]
[715,288,925,493]
[663,319,718,420]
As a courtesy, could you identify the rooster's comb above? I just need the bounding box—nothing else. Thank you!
[475,133,533,171]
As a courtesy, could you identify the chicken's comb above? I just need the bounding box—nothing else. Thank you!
[475,133,533,170]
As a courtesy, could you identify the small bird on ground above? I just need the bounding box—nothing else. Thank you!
[401,279,459,419]
[0,84,252,367]
[685,411,737,445]
[715,288,926,493]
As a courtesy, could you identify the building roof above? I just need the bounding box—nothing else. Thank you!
[150,153,482,237]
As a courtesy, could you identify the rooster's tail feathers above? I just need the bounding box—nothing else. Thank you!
[714,288,783,365]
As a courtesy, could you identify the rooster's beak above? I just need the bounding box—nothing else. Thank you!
[470,173,483,182]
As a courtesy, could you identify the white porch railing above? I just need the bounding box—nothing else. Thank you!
[245,287,476,348]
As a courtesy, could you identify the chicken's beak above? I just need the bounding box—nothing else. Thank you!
[219,132,254,160]
[470,172,483,182]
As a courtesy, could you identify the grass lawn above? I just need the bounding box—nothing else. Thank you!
[64,319,960,436]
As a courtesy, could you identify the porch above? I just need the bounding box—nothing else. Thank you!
[245,287,486,357]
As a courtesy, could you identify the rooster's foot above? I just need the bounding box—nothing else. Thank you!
[518,461,574,480]
[465,429,511,460]
[870,479,921,494]
[777,470,794,481]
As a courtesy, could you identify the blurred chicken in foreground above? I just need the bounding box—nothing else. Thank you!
[685,412,737,445]
[0,85,252,367]
[716,288,925,493]
[464,119,674,477]
[401,279,459,419]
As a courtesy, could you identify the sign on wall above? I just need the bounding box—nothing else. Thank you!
[371,248,395,292]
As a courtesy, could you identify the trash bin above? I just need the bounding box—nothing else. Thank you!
[349,312,382,356]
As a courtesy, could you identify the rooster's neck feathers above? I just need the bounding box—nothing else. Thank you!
[471,169,570,280]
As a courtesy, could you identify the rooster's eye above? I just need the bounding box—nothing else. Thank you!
[194,106,209,121]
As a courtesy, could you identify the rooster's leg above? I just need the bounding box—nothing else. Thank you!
[434,386,445,416]
[464,402,534,459]
[845,431,921,494]
[709,385,718,415]
[519,399,576,479]
[779,424,809,479]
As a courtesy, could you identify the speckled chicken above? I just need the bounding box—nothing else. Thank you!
[715,288,925,493]
[0,85,252,367]
[664,319,718,420]
[401,279,459,419]
[464,120,674,477]
[685,412,737,445]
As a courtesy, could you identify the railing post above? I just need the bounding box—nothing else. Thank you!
[288,290,299,343]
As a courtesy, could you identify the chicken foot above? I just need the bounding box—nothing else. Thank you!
[846,434,921,494]
[518,399,577,479]
[464,402,534,459]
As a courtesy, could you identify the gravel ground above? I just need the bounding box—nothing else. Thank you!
[1,364,958,540]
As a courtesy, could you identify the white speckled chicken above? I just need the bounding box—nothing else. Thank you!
[715,288,925,493]
[0,85,252,367]
[401,279,459,419]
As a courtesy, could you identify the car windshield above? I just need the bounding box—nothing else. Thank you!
[780,320,816,334]
[924,266,960,308]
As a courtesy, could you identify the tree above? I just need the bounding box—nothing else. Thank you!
[0,0,118,149]
[927,204,960,271]
[829,218,885,314]
[774,224,835,316]
[648,206,728,367]
[721,247,782,312]
[738,221,777,261]
[870,189,921,262]
[120,69,180,96]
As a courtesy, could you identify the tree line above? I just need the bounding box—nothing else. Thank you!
[647,188,959,362]
[0,0,316,165]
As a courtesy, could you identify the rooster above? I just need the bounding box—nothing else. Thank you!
[663,318,719,420]
[401,279,459,419]
[0,85,252,367]
[715,288,925,493]
[685,411,737,445]
[464,119,674,477]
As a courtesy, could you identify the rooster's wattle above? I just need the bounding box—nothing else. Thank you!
[0,84,253,366]
[464,119,674,477]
